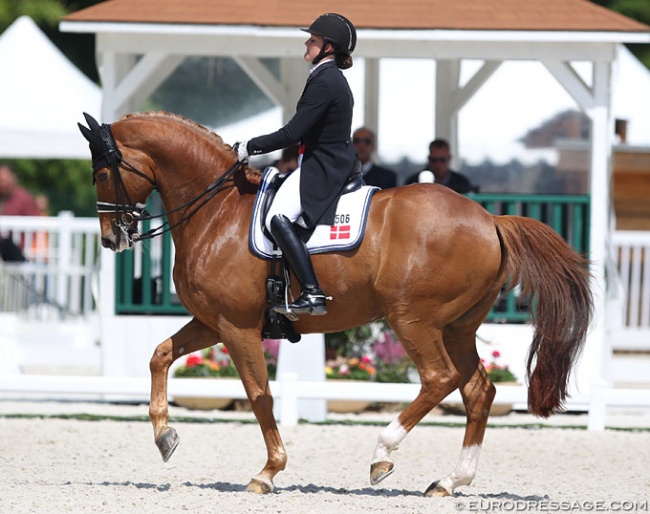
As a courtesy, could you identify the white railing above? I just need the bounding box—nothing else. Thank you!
[0,212,101,319]
[607,230,650,350]
[3,372,647,430]
[0,216,648,429]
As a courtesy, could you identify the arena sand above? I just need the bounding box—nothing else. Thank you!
[0,401,648,514]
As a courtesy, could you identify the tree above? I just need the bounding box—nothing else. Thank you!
[591,0,650,68]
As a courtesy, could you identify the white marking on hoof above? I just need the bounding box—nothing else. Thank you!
[436,444,482,493]
[372,419,407,464]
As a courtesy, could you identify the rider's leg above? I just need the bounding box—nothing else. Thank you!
[269,214,327,316]
[265,169,327,316]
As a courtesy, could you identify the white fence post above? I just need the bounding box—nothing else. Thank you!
[273,334,327,422]
[587,380,608,431]
[56,211,74,312]
[278,373,299,426]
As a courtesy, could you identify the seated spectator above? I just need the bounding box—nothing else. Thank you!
[405,139,479,193]
[0,237,26,262]
[352,127,397,189]
[0,163,39,216]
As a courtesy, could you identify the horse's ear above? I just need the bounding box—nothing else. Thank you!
[78,122,93,142]
[83,112,101,131]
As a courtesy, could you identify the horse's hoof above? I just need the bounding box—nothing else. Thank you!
[370,461,394,485]
[424,480,452,497]
[245,477,274,494]
[155,427,180,462]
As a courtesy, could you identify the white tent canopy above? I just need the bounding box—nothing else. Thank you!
[0,16,101,160]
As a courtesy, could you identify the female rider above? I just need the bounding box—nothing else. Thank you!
[234,13,358,316]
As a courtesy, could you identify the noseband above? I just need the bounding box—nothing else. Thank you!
[90,122,243,243]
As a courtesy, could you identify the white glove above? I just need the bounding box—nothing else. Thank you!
[233,141,249,162]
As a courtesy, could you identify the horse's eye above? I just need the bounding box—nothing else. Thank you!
[96,172,109,183]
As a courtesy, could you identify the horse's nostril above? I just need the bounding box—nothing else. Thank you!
[101,237,116,250]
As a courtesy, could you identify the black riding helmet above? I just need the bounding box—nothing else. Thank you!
[301,13,357,65]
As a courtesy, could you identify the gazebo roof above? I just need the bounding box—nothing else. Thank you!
[63,0,649,33]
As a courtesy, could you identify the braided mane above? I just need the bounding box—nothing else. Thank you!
[120,111,263,188]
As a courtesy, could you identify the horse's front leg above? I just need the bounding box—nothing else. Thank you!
[224,331,287,494]
[149,317,218,461]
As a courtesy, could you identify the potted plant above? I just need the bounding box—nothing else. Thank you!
[372,326,417,384]
[172,343,238,410]
[325,355,376,413]
[484,350,518,383]
[325,320,420,412]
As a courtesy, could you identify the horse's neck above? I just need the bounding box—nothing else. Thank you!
[138,119,252,246]
[162,184,252,252]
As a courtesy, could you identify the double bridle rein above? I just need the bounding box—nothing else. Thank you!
[91,122,244,244]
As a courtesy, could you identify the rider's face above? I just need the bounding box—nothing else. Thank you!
[304,34,325,63]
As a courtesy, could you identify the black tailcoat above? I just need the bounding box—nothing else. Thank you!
[248,60,356,228]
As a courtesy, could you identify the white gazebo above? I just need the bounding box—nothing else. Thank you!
[60,0,650,415]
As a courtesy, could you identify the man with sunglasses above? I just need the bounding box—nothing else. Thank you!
[352,127,397,189]
[405,139,478,193]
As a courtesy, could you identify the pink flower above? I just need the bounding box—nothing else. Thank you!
[492,350,501,358]
[262,339,280,359]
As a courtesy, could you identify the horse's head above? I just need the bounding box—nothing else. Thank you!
[78,113,157,252]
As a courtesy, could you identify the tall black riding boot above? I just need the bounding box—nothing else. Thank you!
[269,214,328,316]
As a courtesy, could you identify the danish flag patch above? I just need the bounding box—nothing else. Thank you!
[330,225,351,240]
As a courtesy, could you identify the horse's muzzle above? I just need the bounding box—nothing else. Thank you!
[101,237,117,251]
[101,234,131,252]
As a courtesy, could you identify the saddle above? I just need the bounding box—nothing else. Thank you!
[249,165,376,259]
[257,165,378,342]
[258,162,365,243]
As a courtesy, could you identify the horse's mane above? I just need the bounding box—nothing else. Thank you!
[120,111,263,190]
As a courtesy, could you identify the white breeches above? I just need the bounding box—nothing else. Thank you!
[265,167,303,232]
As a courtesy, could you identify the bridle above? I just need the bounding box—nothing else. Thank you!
[91,122,244,244]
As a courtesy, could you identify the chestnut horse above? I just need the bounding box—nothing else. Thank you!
[78,111,592,497]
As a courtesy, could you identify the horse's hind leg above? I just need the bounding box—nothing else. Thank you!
[424,326,495,497]
[149,317,218,462]
[370,323,461,487]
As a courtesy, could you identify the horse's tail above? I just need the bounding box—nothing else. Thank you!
[494,215,593,417]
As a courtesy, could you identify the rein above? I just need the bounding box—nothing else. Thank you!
[93,122,244,243]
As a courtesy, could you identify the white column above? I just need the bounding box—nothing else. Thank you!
[580,60,614,396]
[435,59,461,156]
[541,55,615,400]
[363,58,380,135]
[273,333,326,422]
[281,58,309,124]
